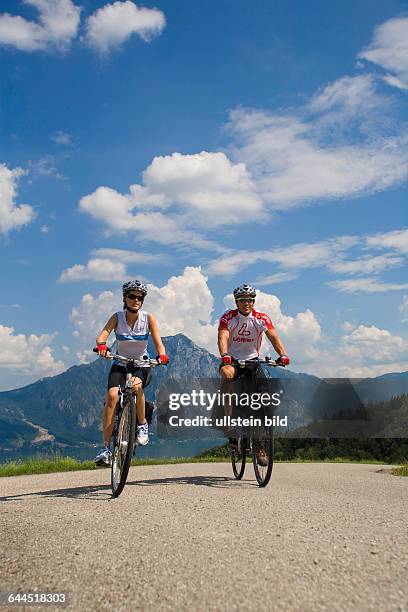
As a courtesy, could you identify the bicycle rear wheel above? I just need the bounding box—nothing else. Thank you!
[111,394,136,497]
[231,437,247,479]
[252,426,273,487]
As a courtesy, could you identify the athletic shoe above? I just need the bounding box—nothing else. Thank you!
[136,422,149,446]
[95,447,112,466]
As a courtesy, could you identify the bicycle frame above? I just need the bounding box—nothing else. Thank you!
[93,348,166,497]
[228,356,284,486]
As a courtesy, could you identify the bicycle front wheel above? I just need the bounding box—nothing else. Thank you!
[231,437,247,479]
[252,426,273,487]
[111,395,136,497]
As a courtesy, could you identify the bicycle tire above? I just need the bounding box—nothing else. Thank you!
[252,426,273,487]
[231,437,247,479]
[111,394,136,497]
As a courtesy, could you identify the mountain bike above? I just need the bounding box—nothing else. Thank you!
[228,357,284,487]
[93,349,166,497]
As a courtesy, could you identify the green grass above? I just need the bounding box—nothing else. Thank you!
[0,455,98,477]
[0,454,231,477]
[392,465,408,477]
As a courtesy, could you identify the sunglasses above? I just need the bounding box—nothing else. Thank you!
[126,293,143,301]
[237,298,255,304]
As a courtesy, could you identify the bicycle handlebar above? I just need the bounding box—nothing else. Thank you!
[92,348,166,367]
[234,357,283,367]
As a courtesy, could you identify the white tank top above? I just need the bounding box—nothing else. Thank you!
[114,310,150,366]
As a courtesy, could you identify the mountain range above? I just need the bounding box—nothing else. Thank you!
[0,333,407,461]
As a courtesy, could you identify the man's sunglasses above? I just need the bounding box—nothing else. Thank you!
[126,293,143,301]
[237,298,255,303]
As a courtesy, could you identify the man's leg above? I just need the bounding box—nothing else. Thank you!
[220,365,238,448]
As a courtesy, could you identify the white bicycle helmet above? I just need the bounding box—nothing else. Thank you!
[122,280,147,298]
[233,284,257,299]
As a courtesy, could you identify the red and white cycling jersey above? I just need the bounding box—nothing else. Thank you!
[218,308,275,360]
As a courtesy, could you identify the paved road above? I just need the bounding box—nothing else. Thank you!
[1,463,407,611]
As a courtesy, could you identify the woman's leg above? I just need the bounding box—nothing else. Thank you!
[102,386,119,446]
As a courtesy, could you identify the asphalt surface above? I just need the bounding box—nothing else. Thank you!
[1,462,407,612]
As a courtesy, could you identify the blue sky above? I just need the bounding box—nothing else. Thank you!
[1,0,408,390]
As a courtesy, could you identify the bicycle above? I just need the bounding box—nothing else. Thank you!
[227,357,284,487]
[93,349,166,497]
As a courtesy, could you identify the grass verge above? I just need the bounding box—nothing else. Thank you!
[392,465,408,477]
[0,453,396,477]
[0,454,231,477]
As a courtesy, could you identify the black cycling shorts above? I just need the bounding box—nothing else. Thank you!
[219,360,264,380]
[107,363,152,390]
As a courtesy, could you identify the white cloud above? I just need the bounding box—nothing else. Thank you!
[341,321,355,332]
[79,151,262,243]
[383,74,408,91]
[40,224,50,234]
[145,267,218,353]
[52,131,72,146]
[207,237,356,277]
[399,295,408,322]
[0,0,81,52]
[91,248,166,265]
[331,361,408,378]
[365,228,408,253]
[0,325,65,387]
[328,278,408,294]
[308,74,383,116]
[85,0,165,54]
[227,71,408,211]
[206,228,408,293]
[0,164,35,235]
[358,17,408,89]
[28,155,65,180]
[79,186,219,250]
[79,152,262,251]
[255,272,299,285]
[228,91,408,210]
[340,324,405,362]
[59,258,127,283]
[141,151,263,226]
[327,253,404,275]
[70,290,117,357]
[59,248,166,283]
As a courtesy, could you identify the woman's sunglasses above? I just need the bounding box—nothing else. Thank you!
[126,294,143,301]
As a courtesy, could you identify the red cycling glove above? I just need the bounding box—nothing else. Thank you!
[276,355,290,366]
[157,354,169,365]
[221,354,233,365]
[96,343,108,356]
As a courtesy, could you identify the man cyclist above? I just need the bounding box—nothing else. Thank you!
[218,284,290,449]
[94,280,169,466]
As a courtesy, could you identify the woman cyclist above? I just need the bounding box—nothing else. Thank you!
[94,280,169,466]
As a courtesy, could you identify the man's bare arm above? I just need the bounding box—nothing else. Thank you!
[265,328,287,357]
[218,328,230,356]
